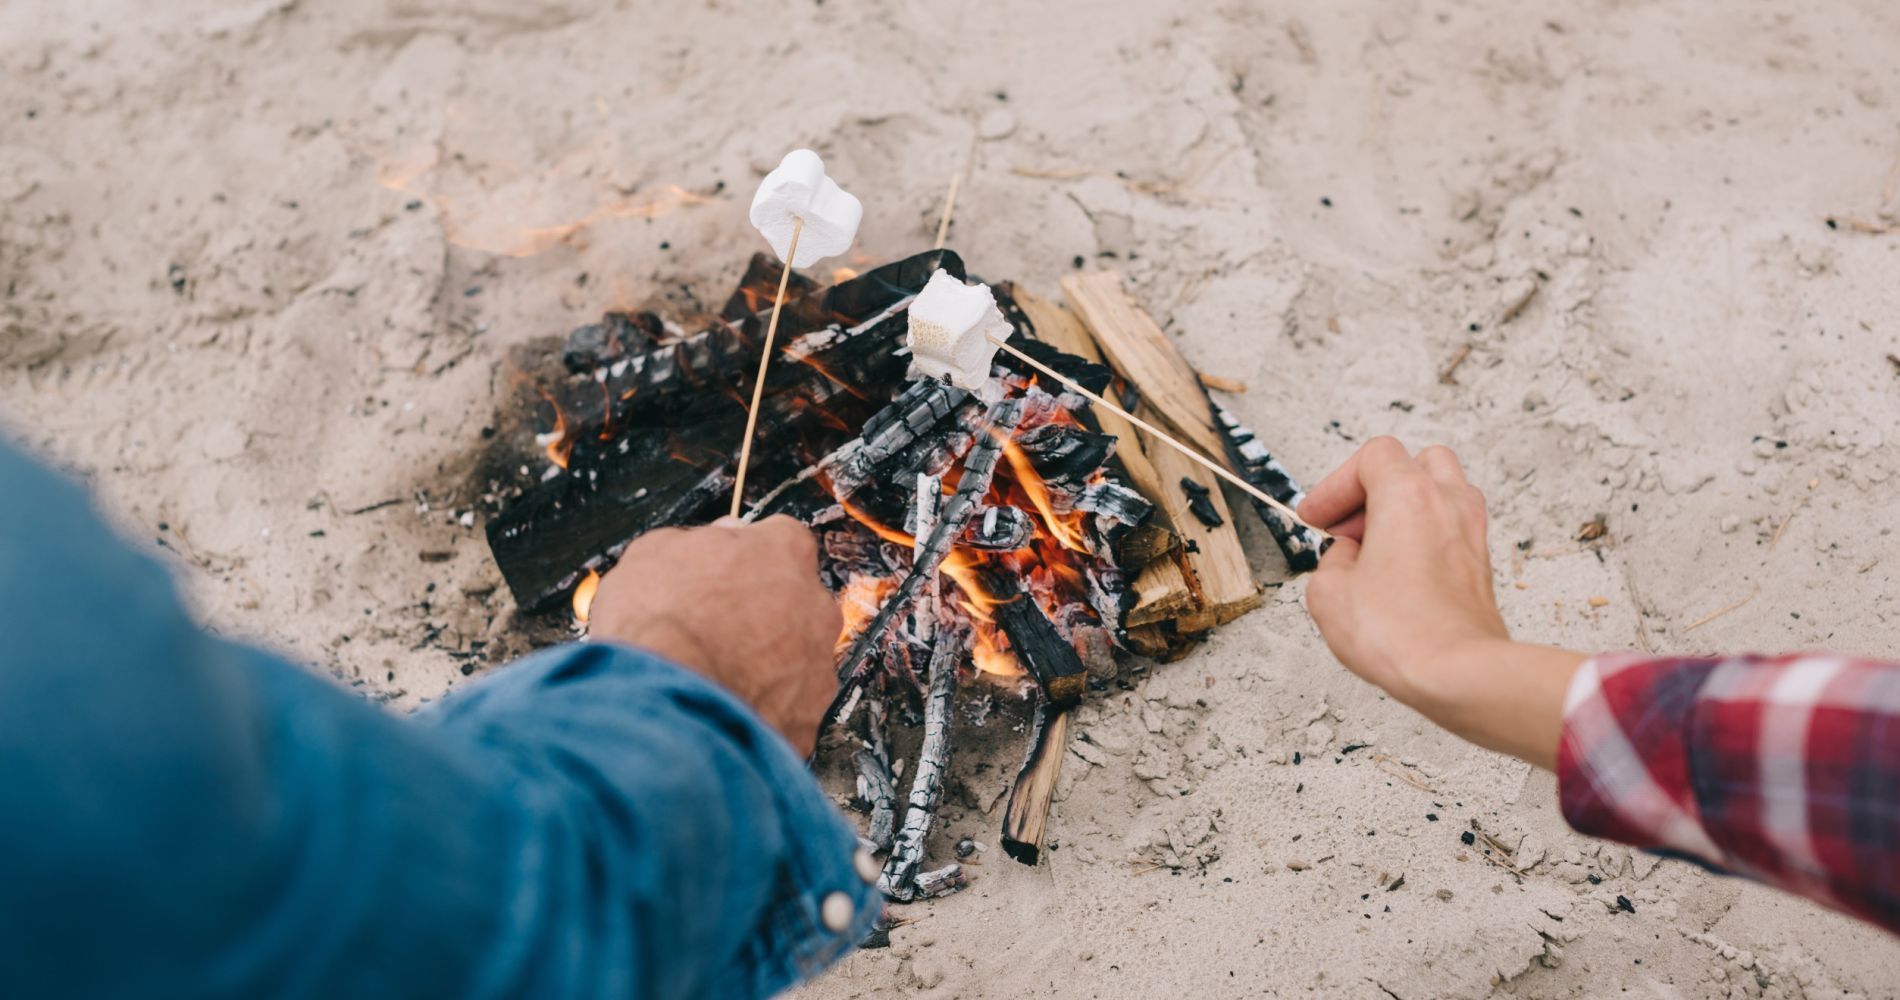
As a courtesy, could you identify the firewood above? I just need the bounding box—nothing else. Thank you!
[1139,404,1262,628]
[1007,286,1170,510]
[1058,271,1228,458]
[1210,402,1325,572]
[825,399,1024,729]
[983,571,1088,708]
[1049,275,1262,628]
[880,622,966,901]
[1000,704,1071,865]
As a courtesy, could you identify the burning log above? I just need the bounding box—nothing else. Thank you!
[488,251,964,611]
[982,570,1088,708]
[854,697,898,852]
[830,398,1024,696]
[1000,704,1072,865]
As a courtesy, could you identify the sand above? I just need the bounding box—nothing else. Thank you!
[5,1,1899,996]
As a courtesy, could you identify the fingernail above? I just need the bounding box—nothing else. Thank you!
[712,516,745,528]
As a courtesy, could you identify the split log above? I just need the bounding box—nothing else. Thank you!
[1058,271,1227,457]
[983,571,1089,708]
[1053,274,1262,628]
[1000,704,1072,865]
[1137,407,1261,630]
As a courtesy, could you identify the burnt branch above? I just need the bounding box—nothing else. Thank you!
[879,621,966,901]
[983,571,1089,708]
[1210,402,1322,573]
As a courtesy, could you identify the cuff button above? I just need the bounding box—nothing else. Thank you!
[853,848,880,884]
[821,891,855,933]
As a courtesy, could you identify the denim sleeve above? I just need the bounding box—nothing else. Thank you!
[0,441,877,999]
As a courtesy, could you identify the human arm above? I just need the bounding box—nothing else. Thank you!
[1297,438,1900,934]
[0,441,874,998]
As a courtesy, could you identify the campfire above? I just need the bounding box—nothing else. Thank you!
[480,249,1323,903]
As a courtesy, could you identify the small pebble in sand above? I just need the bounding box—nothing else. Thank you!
[1286,859,1311,871]
[1719,515,1741,534]
[1588,596,1610,608]
[978,109,1017,140]
[1436,889,1455,901]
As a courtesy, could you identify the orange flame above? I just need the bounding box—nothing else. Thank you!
[836,575,897,650]
[572,569,601,623]
[1000,438,1088,553]
[533,386,574,469]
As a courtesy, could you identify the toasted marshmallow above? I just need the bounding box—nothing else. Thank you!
[748,149,862,268]
[906,269,1013,390]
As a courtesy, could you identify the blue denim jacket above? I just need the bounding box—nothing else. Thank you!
[0,441,877,998]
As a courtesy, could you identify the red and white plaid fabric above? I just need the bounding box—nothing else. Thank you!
[1558,652,1900,934]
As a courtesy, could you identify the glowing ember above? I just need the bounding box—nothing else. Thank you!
[571,569,600,623]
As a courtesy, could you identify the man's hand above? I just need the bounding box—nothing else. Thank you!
[1298,438,1583,770]
[588,516,843,757]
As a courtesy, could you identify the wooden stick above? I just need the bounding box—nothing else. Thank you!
[730,217,804,517]
[987,334,1333,544]
[933,171,962,251]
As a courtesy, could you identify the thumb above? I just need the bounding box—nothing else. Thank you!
[1316,533,1360,572]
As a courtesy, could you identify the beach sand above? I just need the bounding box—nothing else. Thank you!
[4,1,1898,996]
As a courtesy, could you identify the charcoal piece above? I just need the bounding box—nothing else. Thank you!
[1015,424,1118,494]
[561,311,652,372]
[720,254,821,320]
[960,504,1032,550]
[1179,477,1225,528]
[992,337,1116,396]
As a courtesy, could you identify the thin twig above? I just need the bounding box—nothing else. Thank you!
[1682,585,1760,633]
[1439,343,1473,385]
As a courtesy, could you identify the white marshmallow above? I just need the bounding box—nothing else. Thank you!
[906,269,1013,390]
[748,149,862,268]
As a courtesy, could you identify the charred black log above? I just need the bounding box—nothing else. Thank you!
[487,251,963,612]
[1209,402,1323,573]
[983,571,1089,708]
[1015,423,1118,499]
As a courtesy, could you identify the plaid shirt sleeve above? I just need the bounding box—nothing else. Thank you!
[1557,652,1900,934]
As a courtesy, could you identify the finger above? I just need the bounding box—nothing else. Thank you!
[1298,437,1411,529]
[1415,445,1468,491]
[1328,510,1367,544]
[755,514,820,559]
[1316,533,1361,572]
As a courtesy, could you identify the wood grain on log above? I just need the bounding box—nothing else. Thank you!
[1001,704,1072,865]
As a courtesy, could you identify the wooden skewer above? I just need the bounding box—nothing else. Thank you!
[933,171,962,251]
[985,334,1334,544]
[730,217,804,518]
